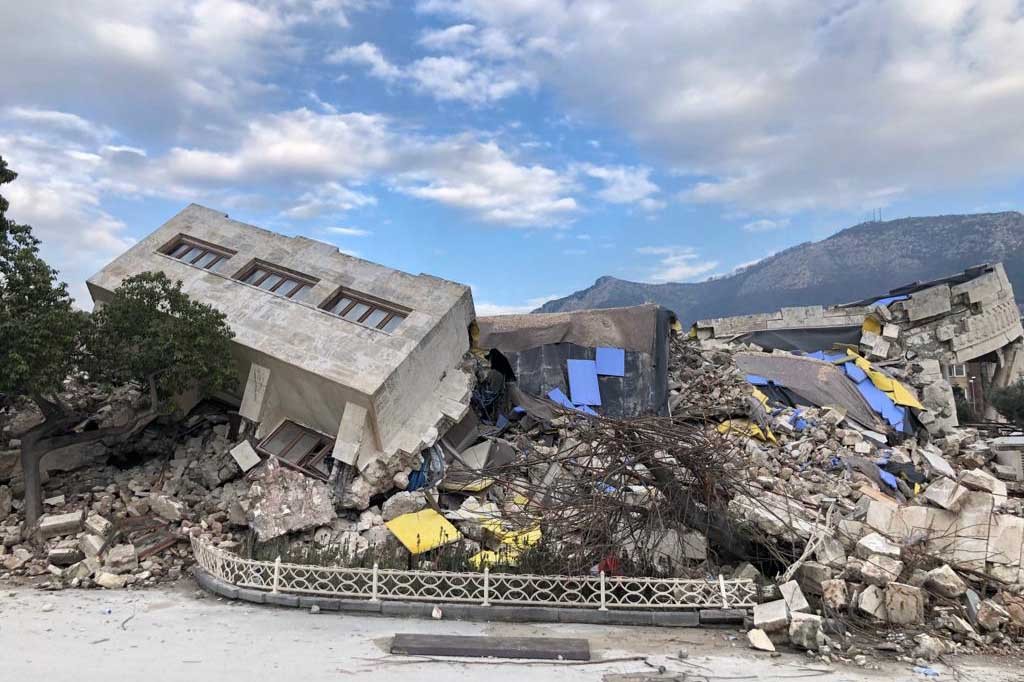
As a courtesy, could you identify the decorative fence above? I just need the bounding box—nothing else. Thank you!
[192,538,758,611]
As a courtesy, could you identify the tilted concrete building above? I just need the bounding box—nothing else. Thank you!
[694,264,1024,432]
[88,204,475,508]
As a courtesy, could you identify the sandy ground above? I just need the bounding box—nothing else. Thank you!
[0,582,1021,681]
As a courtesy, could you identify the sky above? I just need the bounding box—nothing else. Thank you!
[1,1,1023,313]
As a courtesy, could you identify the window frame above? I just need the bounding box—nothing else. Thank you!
[949,364,967,378]
[257,419,335,481]
[321,288,409,332]
[235,260,318,300]
[159,235,236,271]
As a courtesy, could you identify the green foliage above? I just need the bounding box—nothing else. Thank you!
[990,379,1024,427]
[84,271,237,404]
[0,157,83,398]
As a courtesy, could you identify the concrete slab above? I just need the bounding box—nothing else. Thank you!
[390,634,591,661]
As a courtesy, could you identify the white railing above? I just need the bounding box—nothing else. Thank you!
[192,537,758,610]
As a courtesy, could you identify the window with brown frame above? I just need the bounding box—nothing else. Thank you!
[236,262,317,300]
[257,420,335,479]
[161,237,234,271]
[322,290,408,332]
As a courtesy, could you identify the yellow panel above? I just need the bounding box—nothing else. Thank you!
[862,316,882,335]
[385,509,462,555]
[847,350,924,409]
[888,380,924,409]
[718,419,777,444]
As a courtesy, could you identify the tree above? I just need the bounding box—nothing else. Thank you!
[990,379,1024,428]
[0,155,236,529]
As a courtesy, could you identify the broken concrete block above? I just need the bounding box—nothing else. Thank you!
[920,447,956,479]
[104,544,138,575]
[923,478,968,510]
[3,547,32,571]
[47,546,83,567]
[884,583,925,625]
[855,532,901,560]
[795,561,832,596]
[882,324,900,340]
[821,579,849,610]
[84,514,112,538]
[245,457,336,541]
[788,612,823,651]
[861,554,903,587]
[37,510,84,539]
[43,494,65,507]
[913,634,949,661]
[149,494,186,522]
[732,562,762,582]
[382,491,427,522]
[814,536,847,569]
[94,571,128,589]
[753,599,789,633]
[229,441,261,473]
[79,534,105,559]
[975,599,1010,632]
[857,584,887,620]
[779,580,810,614]
[747,628,775,652]
[924,564,967,598]
[960,468,1008,504]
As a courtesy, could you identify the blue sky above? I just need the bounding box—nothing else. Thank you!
[2,1,1022,312]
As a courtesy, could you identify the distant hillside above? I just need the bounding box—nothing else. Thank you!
[537,212,1024,323]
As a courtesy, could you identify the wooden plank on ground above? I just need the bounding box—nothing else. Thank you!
[390,634,591,661]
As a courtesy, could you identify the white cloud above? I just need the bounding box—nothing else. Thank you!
[474,292,565,316]
[418,23,477,51]
[419,0,1024,214]
[741,218,789,232]
[326,42,403,81]
[576,163,663,209]
[636,246,718,283]
[283,182,377,219]
[324,226,372,237]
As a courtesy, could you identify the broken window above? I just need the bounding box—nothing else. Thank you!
[161,237,234,271]
[322,290,408,332]
[949,364,967,378]
[258,420,335,480]
[237,262,317,300]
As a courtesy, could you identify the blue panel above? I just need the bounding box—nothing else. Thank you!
[745,374,770,386]
[547,387,575,409]
[844,362,868,383]
[806,351,827,361]
[595,347,626,376]
[878,469,899,490]
[855,381,906,429]
[871,294,910,308]
[574,403,599,416]
[567,359,602,406]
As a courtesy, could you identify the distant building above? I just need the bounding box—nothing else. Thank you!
[88,204,475,508]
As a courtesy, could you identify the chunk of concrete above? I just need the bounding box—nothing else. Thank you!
[753,599,789,633]
[821,579,849,610]
[796,561,832,596]
[855,532,901,560]
[814,536,847,569]
[923,478,968,511]
[914,634,949,662]
[149,494,186,522]
[857,585,887,620]
[79,534,105,559]
[924,564,967,598]
[884,583,925,625]
[975,599,1010,632]
[47,546,83,567]
[104,543,138,575]
[747,628,775,652]
[779,580,810,614]
[382,491,427,522]
[229,441,261,473]
[960,469,1008,503]
[861,554,903,587]
[94,571,128,589]
[37,510,84,539]
[788,612,823,651]
[245,457,336,541]
[84,514,112,538]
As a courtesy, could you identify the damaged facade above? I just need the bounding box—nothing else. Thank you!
[87,204,475,509]
[695,264,1024,432]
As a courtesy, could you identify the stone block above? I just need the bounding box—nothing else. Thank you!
[821,579,849,610]
[924,565,967,598]
[84,514,112,538]
[149,494,186,522]
[753,599,789,633]
[906,284,952,322]
[79,534,104,559]
[229,441,261,473]
[104,543,138,574]
[788,612,823,651]
[884,583,925,625]
[814,536,847,569]
[747,628,775,652]
[779,580,810,613]
[37,510,84,539]
[796,561,832,596]
[960,469,1008,505]
[861,554,903,587]
[857,585,887,620]
[855,532,901,560]
[47,546,83,567]
[975,599,1010,632]
[95,571,127,589]
[987,515,1024,566]
[923,478,968,510]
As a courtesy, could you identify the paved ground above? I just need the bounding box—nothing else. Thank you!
[0,583,1021,681]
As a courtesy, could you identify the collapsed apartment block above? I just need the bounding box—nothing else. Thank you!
[87,204,475,509]
[694,264,1024,433]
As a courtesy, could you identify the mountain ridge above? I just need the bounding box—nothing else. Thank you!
[536,211,1024,323]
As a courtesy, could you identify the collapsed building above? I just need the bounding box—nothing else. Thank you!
[694,264,1024,432]
[86,204,475,509]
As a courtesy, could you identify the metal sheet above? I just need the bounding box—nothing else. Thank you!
[595,347,625,376]
[567,359,601,406]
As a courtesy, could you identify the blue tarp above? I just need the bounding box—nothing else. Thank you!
[547,387,599,416]
[871,294,910,308]
[567,359,602,406]
[854,379,907,431]
[844,362,869,383]
[745,374,770,386]
[595,347,625,377]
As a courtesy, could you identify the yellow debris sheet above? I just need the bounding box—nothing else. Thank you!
[848,351,925,409]
[469,523,542,569]
[385,508,462,555]
[718,418,777,444]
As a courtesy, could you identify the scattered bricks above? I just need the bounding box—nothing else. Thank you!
[104,543,139,574]
[857,585,888,621]
[795,561,832,596]
[821,579,849,611]
[37,510,85,539]
[47,546,84,567]
[747,628,775,652]
[855,532,901,560]
[149,494,187,522]
[861,554,903,587]
[79,534,105,559]
[923,478,968,511]
[788,612,823,651]
[753,599,789,633]
[924,565,967,598]
[84,514,113,538]
[885,583,925,625]
[779,580,810,614]
[94,571,128,589]
[975,599,1010,632]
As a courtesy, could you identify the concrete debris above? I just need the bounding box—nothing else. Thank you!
[884,583,926,625]
[779,580,810,614]
[788,612,823,651]
[924,565,967,598]
[753,599,789,633]
[746,628,775,652]
[245,458,336,542]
